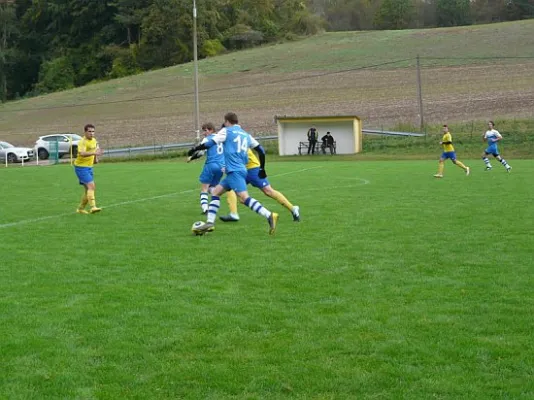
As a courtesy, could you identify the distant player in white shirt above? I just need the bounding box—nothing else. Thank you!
[482,121,512,172]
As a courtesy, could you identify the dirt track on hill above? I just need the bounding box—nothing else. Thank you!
[2,62,533,148]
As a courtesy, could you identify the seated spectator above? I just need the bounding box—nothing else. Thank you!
[321,132,335,155]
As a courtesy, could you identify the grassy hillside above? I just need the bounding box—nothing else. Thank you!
[1,20,534,148]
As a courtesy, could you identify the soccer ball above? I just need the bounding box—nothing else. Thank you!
[191,221,205,236]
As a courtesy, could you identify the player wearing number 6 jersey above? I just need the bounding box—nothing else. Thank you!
[188,122,225,214]
[187,112,278,235]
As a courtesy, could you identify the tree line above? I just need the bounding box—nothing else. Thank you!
[1,0,533,102]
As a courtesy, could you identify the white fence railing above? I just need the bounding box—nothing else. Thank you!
[101,129,422,159]
[2,129,422,166]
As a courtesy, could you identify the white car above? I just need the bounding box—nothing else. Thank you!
[34,133,82,160]
[0,141,35,163]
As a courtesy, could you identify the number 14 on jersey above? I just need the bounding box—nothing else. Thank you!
[233,136,248,153]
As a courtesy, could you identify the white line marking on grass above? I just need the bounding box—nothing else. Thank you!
[103,189,196,209]
[283,178,370,196]
[346,177,371,185]
[0,189,196,229]
[272,166,323,177]
[0,213,74,229]
[0,166,323,229]
[307,182,370,192]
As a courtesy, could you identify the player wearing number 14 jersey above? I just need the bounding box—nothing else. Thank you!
[187,112,278,235]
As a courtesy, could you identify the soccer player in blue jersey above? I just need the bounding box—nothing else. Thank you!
[187,112,278,235]
[188,122,225,214]
[481,121,512,172]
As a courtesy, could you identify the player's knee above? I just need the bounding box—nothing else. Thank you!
[237,191,249,202]
[262,187,274,196]
[211,185,224,196]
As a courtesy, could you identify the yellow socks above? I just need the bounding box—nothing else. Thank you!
[226,188,293,214]
[271,190,293,212]
[437,162,444,175]
[455,160,468,170]
[79,193,88,210]
[226,190,239,215]
[87,189,97,208]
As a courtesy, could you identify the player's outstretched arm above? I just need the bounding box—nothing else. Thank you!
[253,144,267,178]
[188,145,203,156]
[188,127,228,156]
[253,144,266,167]
[188,137,215,156]
[186,151,204,163]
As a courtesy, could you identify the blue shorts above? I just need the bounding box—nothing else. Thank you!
[441,151,456,160]
[485,145,499,156]
[221,170,248,193]
[199,163,223,186]
[246,167,270,189]
[74,166,94,185]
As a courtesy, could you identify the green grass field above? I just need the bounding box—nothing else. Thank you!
[1,159,533,399]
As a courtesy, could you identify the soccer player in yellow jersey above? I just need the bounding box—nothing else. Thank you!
[434,124,470,178]
[74,124,103,214]
[219,148,300,222]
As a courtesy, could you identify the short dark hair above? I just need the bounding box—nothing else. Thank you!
[224,112,239,125]
[84,124,95,132]
[202,122,215,131]
[443,124,448,128]
[489,120,495,126]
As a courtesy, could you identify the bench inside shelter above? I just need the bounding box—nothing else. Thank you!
[298,141,337,155]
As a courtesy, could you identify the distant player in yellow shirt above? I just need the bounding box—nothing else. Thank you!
[74,124,103,214]
[434,125,470,178]
[219,148,300,222]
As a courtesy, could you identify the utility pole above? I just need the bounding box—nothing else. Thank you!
[192,0,200,142]
[416,55,424,133]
